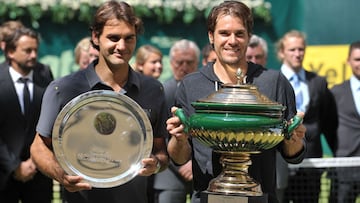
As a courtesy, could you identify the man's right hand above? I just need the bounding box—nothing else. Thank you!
[60,174,92,192]
[166,107,188,142]
[166,107,192,165]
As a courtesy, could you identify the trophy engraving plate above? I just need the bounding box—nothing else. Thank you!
[201,192,268,203]
[52,90,153,188]
[208,194,248,203]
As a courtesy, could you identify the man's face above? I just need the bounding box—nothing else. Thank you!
[8,35,38,71]
[208,15,249,67]
[170,49,198,81]
[246,45,267,66]
[280,36,305,71]
[348,48,360,79]
[93,19,136,67]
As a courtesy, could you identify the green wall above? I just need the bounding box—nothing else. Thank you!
[1,0,359,82]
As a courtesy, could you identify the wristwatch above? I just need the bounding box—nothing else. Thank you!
[154,159,161,174]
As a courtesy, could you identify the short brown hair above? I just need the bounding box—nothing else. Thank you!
[90,0,144,50]
[4,27,39,54]
[207,1,253,37]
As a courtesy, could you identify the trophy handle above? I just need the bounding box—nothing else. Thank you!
[174,108,190,133]
[285,115,303,139]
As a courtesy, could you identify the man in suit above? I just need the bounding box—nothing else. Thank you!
[0,26,54,202]
[330,41,360,203]
[276,30,338,203]
[162,39,200,111]
[153,39,200,203]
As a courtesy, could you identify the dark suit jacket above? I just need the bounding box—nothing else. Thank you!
[276,70,338,189]
[331,80,360,183]
[0,61,53,189]
[331,80,360,157]
[302,71,338,158]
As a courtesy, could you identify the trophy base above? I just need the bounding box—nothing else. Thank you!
[208,152,263,196]
[201,191,268,203]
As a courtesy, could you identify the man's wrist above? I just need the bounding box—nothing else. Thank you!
[154,158,161,174]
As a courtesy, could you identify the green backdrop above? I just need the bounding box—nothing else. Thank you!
[1,0,359,82]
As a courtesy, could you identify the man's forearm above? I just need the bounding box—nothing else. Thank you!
[167,136,191,165]
[30,133,65,182]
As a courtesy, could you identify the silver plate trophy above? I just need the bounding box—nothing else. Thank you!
[52,90,153,188]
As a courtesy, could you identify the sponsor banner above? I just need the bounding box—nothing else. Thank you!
[303,45,352,88]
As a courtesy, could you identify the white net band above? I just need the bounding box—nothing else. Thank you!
[288,157,360,168]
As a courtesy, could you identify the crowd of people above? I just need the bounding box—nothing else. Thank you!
[0,0,359,203]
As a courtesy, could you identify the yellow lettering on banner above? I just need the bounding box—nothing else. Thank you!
[303,45,352,88]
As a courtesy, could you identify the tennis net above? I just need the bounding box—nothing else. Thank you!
[285,157,360,203]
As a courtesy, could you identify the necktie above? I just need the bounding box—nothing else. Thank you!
[290,74,303,111]
[19,77,31,118]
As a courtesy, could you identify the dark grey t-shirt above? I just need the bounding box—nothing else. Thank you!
[36,62,168,203]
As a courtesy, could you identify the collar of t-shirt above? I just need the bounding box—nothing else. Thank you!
[85,63,140,94]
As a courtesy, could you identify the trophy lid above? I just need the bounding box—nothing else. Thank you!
[197,83,280,106]
[193,68,285,115]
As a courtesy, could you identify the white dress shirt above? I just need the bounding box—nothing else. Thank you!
[9,67,34,114]
[281,64,310,113]
[350,75,360,115]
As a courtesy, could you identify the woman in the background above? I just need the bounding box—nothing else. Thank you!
[134,45,163,79]
[74,37,99,69]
